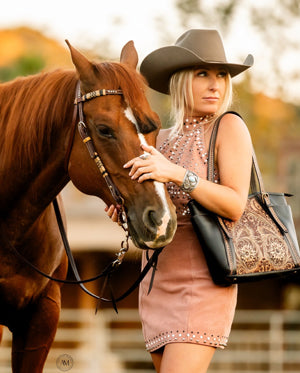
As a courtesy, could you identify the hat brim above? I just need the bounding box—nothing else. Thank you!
[140,46,254,95]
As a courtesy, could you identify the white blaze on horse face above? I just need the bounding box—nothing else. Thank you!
[124,107,171,244]
[124,107,148,146]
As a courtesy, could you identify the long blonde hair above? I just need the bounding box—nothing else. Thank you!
[169,67,232,137]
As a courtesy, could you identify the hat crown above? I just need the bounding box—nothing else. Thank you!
[175,29,228,64]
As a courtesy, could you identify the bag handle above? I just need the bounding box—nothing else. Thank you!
[207,111,266,195]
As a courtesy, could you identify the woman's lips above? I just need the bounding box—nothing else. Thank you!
[203,97,219,102]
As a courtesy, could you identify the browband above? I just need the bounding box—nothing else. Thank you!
[74,89,123,104]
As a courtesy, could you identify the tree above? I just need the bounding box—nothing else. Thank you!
[0,54,45,82]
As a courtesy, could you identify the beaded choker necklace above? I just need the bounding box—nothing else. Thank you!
[183,113,215,125]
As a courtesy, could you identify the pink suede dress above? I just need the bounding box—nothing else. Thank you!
[139,120,238,352]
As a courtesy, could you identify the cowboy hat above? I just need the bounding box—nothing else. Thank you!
[140,29,254,95]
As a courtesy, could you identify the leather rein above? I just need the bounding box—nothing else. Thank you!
[7,81,162,311]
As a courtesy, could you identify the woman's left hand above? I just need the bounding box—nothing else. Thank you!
[123,144,185,184]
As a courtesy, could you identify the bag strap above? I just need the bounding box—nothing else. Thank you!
[207,111,266,194]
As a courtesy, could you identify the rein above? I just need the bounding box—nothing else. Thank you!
[8,203,161,313]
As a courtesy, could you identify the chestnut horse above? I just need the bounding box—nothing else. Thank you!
[0,41,176,372]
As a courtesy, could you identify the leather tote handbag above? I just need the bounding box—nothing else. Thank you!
[188,112,300,286]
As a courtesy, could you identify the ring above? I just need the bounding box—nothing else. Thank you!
[147,173,152,179]
[139,153,150,160]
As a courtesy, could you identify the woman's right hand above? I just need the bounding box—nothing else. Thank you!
[104,204,120,223]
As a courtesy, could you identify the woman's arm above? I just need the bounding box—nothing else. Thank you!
[124,113,252,222]
[189,114,252,221]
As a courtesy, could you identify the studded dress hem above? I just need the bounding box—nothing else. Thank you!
[139,120,238,352]
[145,330,228,352]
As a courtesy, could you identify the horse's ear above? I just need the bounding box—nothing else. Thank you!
[120,41,138,69]
[65,40,94,82]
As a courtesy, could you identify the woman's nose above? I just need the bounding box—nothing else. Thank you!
[209,79,219,92]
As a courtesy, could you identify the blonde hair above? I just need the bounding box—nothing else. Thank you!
[169,67,232,137]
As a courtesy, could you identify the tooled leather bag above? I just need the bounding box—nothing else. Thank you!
[188,112,300,286]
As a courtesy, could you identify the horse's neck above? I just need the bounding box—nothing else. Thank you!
[1,146,70,245]
[0,73,76,242]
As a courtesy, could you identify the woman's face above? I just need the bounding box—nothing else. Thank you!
[187,66,228,116]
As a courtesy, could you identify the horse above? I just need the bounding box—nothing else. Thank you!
[0,40,177,372]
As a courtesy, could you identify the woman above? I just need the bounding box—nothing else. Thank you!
[107,29,253,373]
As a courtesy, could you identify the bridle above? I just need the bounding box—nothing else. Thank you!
[5,81,161,312]
[65,81,163,308]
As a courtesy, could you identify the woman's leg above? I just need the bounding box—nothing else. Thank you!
[151,347,164,372]
[157,343,215,373]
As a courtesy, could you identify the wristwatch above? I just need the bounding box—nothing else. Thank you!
[180,170,199,193]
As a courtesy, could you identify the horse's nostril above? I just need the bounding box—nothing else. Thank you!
[148,210,160,227]
[143,208,161,231]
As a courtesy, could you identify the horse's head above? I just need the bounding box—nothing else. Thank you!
[66,41,176,250]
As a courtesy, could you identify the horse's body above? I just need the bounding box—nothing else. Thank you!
[0,41,176,372]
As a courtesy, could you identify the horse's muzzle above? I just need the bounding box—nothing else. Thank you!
[128,203,177,250]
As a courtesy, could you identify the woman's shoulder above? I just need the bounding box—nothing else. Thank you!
[216,111,252,151]
[218,112,251,139]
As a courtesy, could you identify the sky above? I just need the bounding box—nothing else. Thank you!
[1,0,300,103]
[0,0,180,61]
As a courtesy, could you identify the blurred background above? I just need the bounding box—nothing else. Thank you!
[0,0,299,372]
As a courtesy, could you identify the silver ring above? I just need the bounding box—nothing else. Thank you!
[139,153,150,160]
[147,173,152,179]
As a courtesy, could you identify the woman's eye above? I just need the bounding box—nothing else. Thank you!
[218,71,227,78]
[196,71,207,77]
[96,125,115,139]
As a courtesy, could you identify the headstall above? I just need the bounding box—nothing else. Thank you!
[72,81,130,266]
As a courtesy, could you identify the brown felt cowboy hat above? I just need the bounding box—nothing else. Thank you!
[140,29,254,95]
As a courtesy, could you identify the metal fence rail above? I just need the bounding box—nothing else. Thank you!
[102,309,300,373]
[0,309,300,372]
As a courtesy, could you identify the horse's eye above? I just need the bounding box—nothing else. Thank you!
[96,125,115,139]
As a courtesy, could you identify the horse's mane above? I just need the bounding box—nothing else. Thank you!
[0,69,77,170]
[0,60,155,171]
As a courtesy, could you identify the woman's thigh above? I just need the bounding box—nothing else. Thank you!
[151,343,215,373]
